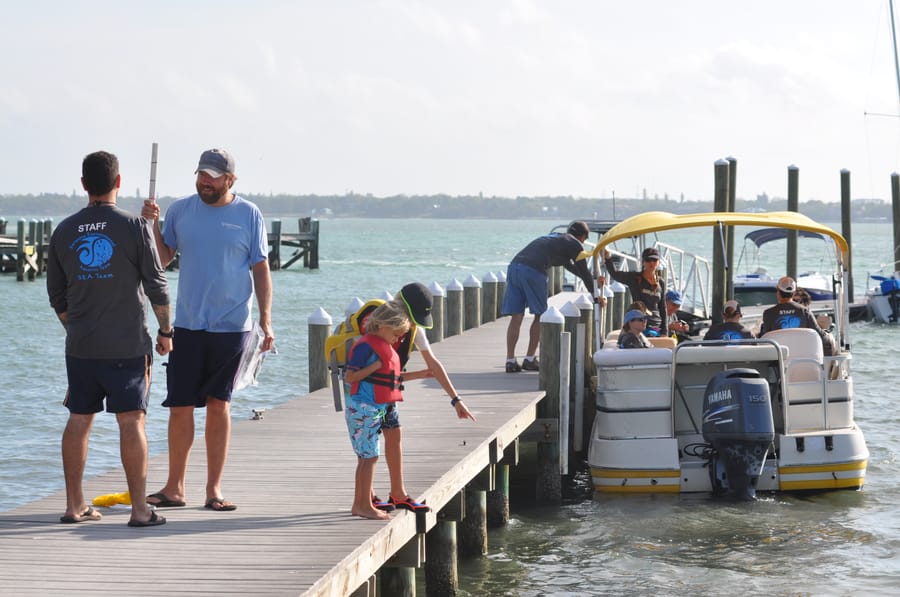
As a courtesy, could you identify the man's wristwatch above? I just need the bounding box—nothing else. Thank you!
[450,396,461,406]
[157,328,174,338]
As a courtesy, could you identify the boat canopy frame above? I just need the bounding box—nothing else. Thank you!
[588,211,851,348]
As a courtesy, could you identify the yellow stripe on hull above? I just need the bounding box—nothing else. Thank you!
[778,460,867,475]
[778,459,867,491]
[592,468,681,479]
[591,468,681,493]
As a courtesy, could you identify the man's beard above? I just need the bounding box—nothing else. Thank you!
[197,182,225,204]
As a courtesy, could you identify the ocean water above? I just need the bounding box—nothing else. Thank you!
[1,217,898,595]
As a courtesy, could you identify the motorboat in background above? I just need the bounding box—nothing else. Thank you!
[867,268,900,323]
[733,228,836,306]
[587,211,867,499]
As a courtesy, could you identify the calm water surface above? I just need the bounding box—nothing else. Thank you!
[1,217,897,595]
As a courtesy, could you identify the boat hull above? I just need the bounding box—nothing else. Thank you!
[589,429,868,494]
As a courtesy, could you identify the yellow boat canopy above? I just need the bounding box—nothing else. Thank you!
[588,211,849,263]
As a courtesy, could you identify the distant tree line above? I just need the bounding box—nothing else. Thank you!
[0,191,893,223]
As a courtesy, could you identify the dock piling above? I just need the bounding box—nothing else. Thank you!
[463,274,482,331]
[536,307,564,505]
[426,282,445,344]
[445,279,463,338]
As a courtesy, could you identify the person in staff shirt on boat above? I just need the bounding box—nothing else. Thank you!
[604,246,668,337]
[47,151,170,527]
[704,300,753,341]
[502,221,597,372]
[343,301,433,520]
[758,276,833,355]
[618,309,654,349]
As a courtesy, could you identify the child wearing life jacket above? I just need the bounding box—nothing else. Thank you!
[344,300,433,520]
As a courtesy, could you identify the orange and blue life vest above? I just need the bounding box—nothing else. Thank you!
[349,333,404,404]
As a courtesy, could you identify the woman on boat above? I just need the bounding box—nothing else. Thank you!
[604,247,668,337]
[618,309,654,349]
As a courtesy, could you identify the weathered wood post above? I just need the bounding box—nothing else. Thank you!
[40,218,53,274]
[463,273,482,331]
[712,159,729,323]
[0,216,7,234]
[425,519,458,595]
[16,219,35,282]
[445,279,464,338]
[550,265,563,296]
[575,294,594,453]
[481,271,498,324]
[787,164,800,281]
[459,481,488,558]
[486,462,510,528]
[840,169,853,303]
[269,219,282,271]
[308,307,332,393]
[536,307,564,504]
[308,218,320,269]
[726,156,737,300]
[495,270,507,319]
[426,282,445,344]
[379,568,415,597]
[561,302,580,452]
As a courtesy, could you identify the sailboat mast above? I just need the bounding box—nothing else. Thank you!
[890,0,900,106]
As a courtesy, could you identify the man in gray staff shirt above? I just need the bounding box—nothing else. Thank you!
[47,150,172,527]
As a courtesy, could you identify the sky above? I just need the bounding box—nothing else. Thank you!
[3,0,900,203]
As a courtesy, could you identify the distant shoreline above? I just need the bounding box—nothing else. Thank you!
[0,192,893,224]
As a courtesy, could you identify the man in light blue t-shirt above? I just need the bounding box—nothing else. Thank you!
[141,148,275,512]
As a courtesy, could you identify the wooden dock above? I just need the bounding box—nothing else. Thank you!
[0,316,544,596]
[1,216,320,277]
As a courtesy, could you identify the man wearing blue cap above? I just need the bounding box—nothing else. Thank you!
[665,290,690,337]
[141,148,275,512]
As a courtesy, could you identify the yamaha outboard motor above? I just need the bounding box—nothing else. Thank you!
[702,368,775,500]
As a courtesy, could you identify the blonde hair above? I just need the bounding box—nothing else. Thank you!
[365,300,411,335]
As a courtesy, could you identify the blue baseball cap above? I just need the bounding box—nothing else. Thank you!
[623,309,647,324]
[665,290,683,305]
[195,148,235,178]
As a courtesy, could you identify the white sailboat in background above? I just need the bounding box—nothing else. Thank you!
[866,0,900,323]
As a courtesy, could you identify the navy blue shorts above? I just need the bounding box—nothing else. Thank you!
[501,262,549,316]
[64,354,152,414]
[163,328,250,408]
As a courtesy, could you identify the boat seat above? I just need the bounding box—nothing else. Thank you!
[594,347,673,367]
[648,337,676,350]
[762,328,823,383]
[763,328,826,432]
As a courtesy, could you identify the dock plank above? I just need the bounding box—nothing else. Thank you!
[0,317,544,596]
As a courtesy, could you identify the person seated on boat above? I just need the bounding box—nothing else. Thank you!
[794,287,837,353]
[664,290,691,341]
[793,288,812,307]
[617,309,654,349]
[603,246,668,337]
[758,276,833,356]
[704,300,753,341]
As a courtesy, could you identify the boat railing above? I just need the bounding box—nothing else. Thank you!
[656,242,711,319]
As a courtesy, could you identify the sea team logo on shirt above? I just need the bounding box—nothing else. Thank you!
[70,233,116,278]
[776,314,802,329]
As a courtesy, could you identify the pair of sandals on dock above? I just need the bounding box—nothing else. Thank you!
[372,495,430,513]
[147,492,237,512]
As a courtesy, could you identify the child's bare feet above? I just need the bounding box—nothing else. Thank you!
[352,505,390,520]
